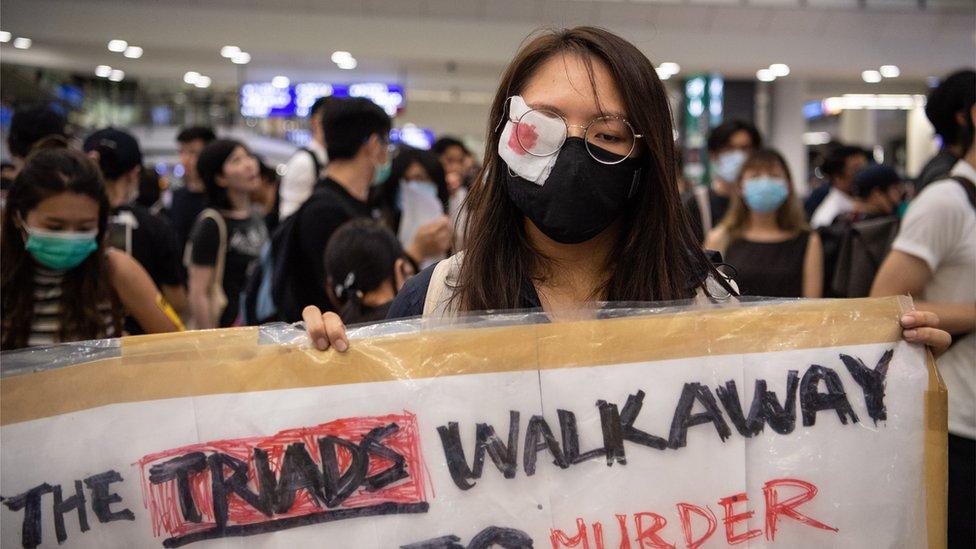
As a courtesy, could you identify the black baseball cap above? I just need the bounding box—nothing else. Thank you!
[83,127,143,180]
[852,165,901,199]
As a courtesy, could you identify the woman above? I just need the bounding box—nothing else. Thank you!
[187,140,268,328]
[325,218,415,324]
[303,26,949,356]
[705,149,824,298]
[372,146,452,268]
[1,148,180,350]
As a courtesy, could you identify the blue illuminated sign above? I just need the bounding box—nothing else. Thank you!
[240,82,404,118]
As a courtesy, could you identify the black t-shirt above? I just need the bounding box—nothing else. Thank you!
[110,204,185,335]
[110,204,185,289]
[169,187,208,250]
[282,177,371,322]
[190,211,268,327]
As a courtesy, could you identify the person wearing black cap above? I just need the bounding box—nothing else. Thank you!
[187,139,268,329]
[828,165,907,298]
[84,128,187,328]
[839,164,907,224]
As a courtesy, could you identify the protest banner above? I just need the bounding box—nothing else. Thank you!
[0,297,946,548]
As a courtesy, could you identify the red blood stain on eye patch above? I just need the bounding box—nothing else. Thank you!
[508,122,538,155]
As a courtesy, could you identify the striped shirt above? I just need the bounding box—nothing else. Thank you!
[28,266,117,348]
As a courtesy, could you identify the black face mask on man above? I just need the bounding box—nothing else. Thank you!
[500,122,642,245]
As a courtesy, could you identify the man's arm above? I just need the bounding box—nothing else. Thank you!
[871,249,976,335]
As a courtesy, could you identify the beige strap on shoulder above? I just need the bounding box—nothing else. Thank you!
[422,252,464,319]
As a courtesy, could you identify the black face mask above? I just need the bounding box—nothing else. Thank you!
[503,138,642,244]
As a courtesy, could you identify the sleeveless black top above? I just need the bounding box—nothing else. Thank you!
[725,232,811,298]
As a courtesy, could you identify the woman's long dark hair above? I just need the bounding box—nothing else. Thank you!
[1,148,121,350]
[456,26,721,311]
[371,145,450,232]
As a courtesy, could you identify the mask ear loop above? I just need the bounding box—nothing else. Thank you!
[627,168,642,199]
[495,96,521,180]
[493,96,515,134]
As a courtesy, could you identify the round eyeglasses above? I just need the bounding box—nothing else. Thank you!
[508,107,644,165]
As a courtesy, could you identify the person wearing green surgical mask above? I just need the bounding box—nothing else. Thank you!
[272,96,394,323]
[1,147,181,350]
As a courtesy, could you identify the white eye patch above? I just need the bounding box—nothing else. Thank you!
[497,95,565,186]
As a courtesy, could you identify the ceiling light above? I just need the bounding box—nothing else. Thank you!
[0,31,11,43]
[861,70,882,83]
[123,46,143,59]
[183,71,201,84]
[655,68,672,80]
[195,76,212,89]
[220,45,241,58]
[95,65,112,78]
[336,58,357,70]
[769,63,790,77]
[231,51,251,64]
[658,62,680,75]
[12,37,31,49]
[272,76,290,88]
[331,51,353,64]
[879,65,900,78]
[756,69,776,82]
[107,39,128,52]
[108,69,125,82]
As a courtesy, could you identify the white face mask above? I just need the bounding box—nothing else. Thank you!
[714,150,748,183]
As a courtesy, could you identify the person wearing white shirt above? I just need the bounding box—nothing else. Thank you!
[278,97,332,220]
[872,105,976,547]
[810,146,868,228]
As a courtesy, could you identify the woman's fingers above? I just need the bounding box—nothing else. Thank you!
[901,310,951,358]
[900,310,940,329]
[302,307,349,352]
[302,305,330,350]
[324,312,349,352]
[902,327,952,358]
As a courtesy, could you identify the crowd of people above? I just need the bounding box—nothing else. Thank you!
[0,27,972,546]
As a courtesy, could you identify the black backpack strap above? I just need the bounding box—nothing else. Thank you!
[950,175,976,211]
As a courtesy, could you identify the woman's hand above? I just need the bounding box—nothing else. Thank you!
[302,306,349,352]
[901,310,951,359]
[407,216,452,262]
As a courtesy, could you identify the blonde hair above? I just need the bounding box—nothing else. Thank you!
[718,148,809,241]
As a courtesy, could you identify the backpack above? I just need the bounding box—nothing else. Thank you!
[830,216,900,298]
[830,174,975,300]
[241,155,324,326]
[816,222,848,298]
[239,208,299,325]
[240,183,364,325]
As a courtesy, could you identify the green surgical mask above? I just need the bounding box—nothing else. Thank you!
[372,158,392,187]
[24,226,99,270]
